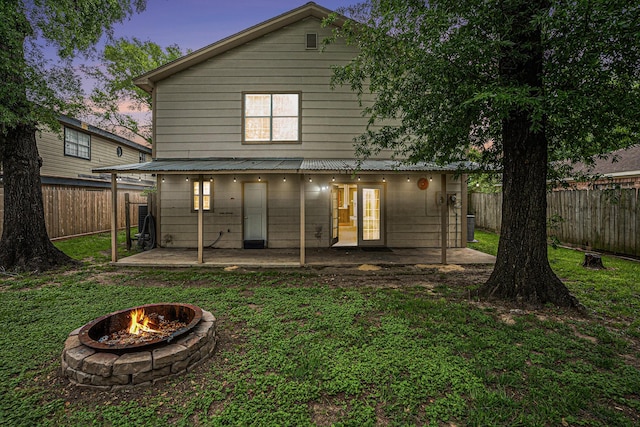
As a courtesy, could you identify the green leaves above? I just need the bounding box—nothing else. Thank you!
[82,38,188,144]
[1,0,148,136]
[326,0,640,170]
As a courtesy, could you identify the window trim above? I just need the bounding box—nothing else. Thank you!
[242,92,301,144]
[306,33,318,50]
[64,127,91,160]
[191,179,212,212]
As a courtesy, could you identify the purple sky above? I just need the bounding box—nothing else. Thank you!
[108,0,352,52]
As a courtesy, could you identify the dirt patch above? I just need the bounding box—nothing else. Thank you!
[416,264,465,273]
[357,264,381,271]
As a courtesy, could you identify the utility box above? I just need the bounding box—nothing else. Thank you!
[138,205,148,234]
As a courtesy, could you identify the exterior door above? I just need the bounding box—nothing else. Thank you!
[357,184,385,246]
[330,185,339,245]
[244,182,267,246]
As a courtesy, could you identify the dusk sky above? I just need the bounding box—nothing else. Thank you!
[107,0,352,52]
[63,1,356,141]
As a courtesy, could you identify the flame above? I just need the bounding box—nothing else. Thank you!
[128,308,160,335]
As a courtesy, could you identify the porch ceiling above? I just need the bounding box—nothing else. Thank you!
[93,158,475,174]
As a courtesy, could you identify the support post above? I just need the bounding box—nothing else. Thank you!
[125,193,131,250]
[441,173,447,264]
[198,175,204,264]
[300,174,306,266]
[155,175,161,247]
[111,174,118,262]
[461,173,468,248]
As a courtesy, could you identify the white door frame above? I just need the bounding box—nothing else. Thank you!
[357,183,385,247]
[243,182,267,247]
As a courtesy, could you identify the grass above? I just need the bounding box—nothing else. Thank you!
[0,231,637,426]
[470,230,640,322]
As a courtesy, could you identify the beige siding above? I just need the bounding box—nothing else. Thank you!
[154,17,378,160]
[37,127,146,181]
[158,173,463,249]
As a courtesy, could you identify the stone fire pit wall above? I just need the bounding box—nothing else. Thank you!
[61,310,216,390]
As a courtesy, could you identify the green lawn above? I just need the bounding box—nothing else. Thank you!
[0,231,637,426]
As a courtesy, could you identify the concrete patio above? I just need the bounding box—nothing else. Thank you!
[114,247,496,268]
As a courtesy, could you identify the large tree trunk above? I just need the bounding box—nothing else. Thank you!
[478,0,581,309]
[0,125,76,272]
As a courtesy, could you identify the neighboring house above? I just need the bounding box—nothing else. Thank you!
[95,2,470,264]
[565,145,640,190]
[0,115,153,238]
[39,115,152,189]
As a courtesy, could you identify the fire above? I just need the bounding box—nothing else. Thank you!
[128,308,160,335]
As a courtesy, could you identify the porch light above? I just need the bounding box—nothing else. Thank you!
[258,176,261,181]
[309,177,312,182]
[332,176,335,182]
[358,176,361,181]
[162,177,165,183]
[233,176,237,183]
[382,176,386,182]
[209,176,213,182]
[185,177,189,182]
[407,176,410,182]
[283,176,286,182]
[429,176,433,182]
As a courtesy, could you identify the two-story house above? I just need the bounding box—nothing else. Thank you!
[96,2,471,265]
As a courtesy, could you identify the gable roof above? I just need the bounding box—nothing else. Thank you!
[134,2,344,93]
[572,145,640,177]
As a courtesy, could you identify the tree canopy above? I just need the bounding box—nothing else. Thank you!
[0,0,147,136]
[0,0,147,271]
[327,0,639,308]
[327,0,639,169]
[83,38,187,144]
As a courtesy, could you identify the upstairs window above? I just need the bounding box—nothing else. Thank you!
[243,93,300,143]
[64,127,91,160]
[193,180,212,211]
[306,33,318,49]
[139,152,146,162]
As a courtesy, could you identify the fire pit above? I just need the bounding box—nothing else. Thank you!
[62,303,216,390]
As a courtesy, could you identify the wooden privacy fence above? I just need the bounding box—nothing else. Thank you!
[470,189,640,257]
[0,185,147,239]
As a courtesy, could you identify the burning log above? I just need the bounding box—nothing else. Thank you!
[98,309,187,346]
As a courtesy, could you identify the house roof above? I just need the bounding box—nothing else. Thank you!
[93,158,473,174]
[133,2,343,93]
[571,145,640,177]
[59,115,152,154]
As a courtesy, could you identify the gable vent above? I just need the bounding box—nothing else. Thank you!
[306,33,318,50]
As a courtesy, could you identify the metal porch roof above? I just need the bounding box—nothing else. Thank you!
[93,158,474,174]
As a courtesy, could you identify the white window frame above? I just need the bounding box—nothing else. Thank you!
[192,180,212,212]
[64,127,91,160]
[242,92,301,144]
